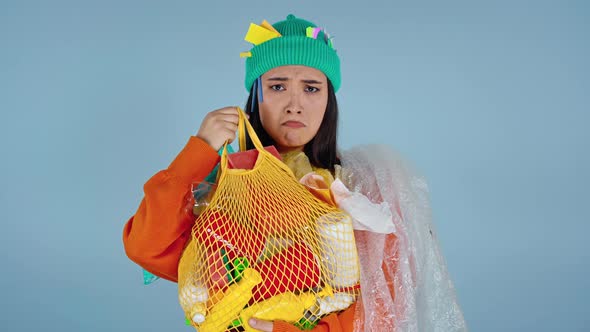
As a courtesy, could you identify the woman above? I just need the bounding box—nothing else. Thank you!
[123,14,467,332]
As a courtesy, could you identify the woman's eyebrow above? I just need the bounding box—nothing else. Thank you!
[266,77,324,84]
[301,79,323,84]
[267,77,289,81]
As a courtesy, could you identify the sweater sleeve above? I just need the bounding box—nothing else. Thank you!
[272,302,356,332]
[122,136,220,282]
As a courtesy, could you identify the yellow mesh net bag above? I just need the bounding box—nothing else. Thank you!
[178,108,360,331]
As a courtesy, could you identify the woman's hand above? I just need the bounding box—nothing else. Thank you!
[196,107,246,151]
[248,318,274,332]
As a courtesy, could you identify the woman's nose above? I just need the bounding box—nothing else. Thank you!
[285,92,303,114]
[286,108,302,114]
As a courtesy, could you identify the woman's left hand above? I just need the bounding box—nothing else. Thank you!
[249,318,274,332]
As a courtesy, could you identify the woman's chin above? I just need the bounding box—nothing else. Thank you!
[276,143,305,153]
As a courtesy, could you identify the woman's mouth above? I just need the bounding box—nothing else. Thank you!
[282,121,305,128]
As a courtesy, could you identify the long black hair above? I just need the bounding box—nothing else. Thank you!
[244,79,341,172]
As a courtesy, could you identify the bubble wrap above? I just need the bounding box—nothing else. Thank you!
[339,145,467,332]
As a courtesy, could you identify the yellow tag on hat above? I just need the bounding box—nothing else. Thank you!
[244,23,281,45]
[260,20,281,35]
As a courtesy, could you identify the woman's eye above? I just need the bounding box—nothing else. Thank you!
[305,86,319,93]
[271,85,285,91]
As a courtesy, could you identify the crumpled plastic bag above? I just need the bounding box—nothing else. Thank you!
[300,172,395,234]
[338,144,468,332]
[331,178,395,234]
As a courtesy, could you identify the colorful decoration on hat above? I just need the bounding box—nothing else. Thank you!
[324,29,335,49]
[306,26,322,39]
[306,26,335,49]
[241,20,283,57]
[250,76,257,110]
[244,20,282,45]
[249,76,264,110]
[260,19,281,35]
[241,18,336,58]
[257,76,263,103]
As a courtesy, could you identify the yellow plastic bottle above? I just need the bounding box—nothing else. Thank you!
[179,283,209,324]
[240,287,333,332]
[198,268,262,332]
[189,302,207,324]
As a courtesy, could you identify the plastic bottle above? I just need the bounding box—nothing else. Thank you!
[179,283,208,324]
[316,212,360,288]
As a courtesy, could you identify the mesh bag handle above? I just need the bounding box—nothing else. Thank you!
[237,107,258,152]
[219,107,295,179]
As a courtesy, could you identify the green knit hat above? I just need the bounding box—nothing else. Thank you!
[242,14,341,92]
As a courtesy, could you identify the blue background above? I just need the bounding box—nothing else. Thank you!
[1,1,588,331]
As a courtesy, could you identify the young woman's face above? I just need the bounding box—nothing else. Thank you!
[258,65,329,153]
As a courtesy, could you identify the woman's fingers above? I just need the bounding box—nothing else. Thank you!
[196,106,242,150]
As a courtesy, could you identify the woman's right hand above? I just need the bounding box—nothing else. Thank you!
[196,107,244,151]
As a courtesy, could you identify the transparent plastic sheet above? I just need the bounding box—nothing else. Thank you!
[339,144,467,332]
[191,180,218,217]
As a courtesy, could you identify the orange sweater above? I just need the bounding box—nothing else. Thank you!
[122,136,357,331]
